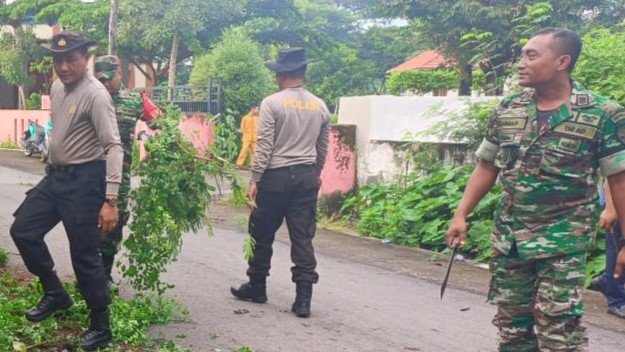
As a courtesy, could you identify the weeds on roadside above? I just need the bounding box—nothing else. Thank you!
[0,268,187,351]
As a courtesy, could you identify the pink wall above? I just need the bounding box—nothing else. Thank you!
[320,125,357,196]
[136,114,215,160]
[0,109,356,198]
[179,114,215,152]
[0,110,51,144]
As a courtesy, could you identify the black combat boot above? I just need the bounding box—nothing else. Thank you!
[291,281,313,318]
[26,272,73,322]
[101,253,117,289]
[80,310,113,351]
[230,276,268,303]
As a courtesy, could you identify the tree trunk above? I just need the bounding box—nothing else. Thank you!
[167,30,180,101]
[458,60,472,96]
[17,85,26,110]
[108,0,120,55]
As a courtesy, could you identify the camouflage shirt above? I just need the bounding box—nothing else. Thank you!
[475,81,625,259]
[113,88,153,211]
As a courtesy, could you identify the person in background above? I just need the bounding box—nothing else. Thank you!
[94,55,160,288]
[236,105,260,168]
[591,180,625,319]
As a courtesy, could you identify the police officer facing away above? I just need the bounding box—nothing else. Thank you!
[10,31,123,350]
[231,47,331,318]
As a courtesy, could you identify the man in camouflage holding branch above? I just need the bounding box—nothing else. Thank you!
[94,55,159,286]
[447,27,625,351]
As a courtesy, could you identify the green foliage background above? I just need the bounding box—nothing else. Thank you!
[386,69,460,96]
[575,27,625,105]
[190,28,274,117]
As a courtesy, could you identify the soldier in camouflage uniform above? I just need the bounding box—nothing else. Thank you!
[447,28,625,351]
[94,55,159,285]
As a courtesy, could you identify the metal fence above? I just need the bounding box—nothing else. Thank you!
[131,78,223,115]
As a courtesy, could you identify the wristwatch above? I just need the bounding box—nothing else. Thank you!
[105,196,118,207]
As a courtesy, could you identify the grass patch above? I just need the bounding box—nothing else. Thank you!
[0,139,20,150]
[0,266,189,351]
[0,247,8,267]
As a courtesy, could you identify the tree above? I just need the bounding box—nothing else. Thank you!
[0,28,44,108]
[190,28,274,116]
[117,0,245,87]
[352,0,625,96]
[359,24,424,92]
[108,0,119,55]
[575,27,625,105]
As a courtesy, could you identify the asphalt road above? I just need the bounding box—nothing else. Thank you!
[0,150,623,352]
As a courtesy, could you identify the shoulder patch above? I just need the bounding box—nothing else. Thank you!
[612,111,625,124]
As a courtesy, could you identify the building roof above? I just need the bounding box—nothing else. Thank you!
[387,50,453,74]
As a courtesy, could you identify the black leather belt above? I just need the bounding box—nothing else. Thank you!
[46,164,75,173]
[266,163,315,173]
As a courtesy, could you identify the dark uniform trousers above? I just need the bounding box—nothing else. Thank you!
[247,164,320,283]
[10,161,110,312]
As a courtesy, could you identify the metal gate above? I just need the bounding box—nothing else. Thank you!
[132,78,223,115]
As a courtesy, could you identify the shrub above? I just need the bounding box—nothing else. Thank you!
[190,28,274,118]
[341,166,499,261]
[386,69,459,95]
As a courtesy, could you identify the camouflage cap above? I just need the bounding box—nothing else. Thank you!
[94,55,120,80]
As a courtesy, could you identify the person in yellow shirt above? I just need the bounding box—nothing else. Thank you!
[236,105,260,167]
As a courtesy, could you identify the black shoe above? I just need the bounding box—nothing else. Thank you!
[25,290,73,322]
[590,277,607,294]
[80,329,113,351]
[80,310,113,350]
[230,282,268,303]
[607,305,625,319]
[291,281,313,318]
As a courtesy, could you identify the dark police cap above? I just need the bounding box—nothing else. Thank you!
[41,31,97,54]
[265,47,314,73]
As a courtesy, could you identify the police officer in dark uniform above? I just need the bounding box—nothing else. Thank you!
[10,31,123,351]
[231,48,331,318]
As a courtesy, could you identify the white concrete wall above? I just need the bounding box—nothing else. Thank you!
[338,95,500,185]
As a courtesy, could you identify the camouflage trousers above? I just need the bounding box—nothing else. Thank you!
[488,248,588,352]
[100,208,130,256]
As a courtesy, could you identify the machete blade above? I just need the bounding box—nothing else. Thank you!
[440,244,459,300]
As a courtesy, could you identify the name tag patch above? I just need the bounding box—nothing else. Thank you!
[576,113,601,127]
[554,122,597,140]
[557,138,581,153]
[498,117,527,130]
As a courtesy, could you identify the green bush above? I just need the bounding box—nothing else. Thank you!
[386,69,459,95]
[190,28,274,117]
[24,93,41,110]
[575,27,625,105]
[341,166,500,261]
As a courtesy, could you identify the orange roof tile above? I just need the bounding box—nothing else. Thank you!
[387,50,453,73]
